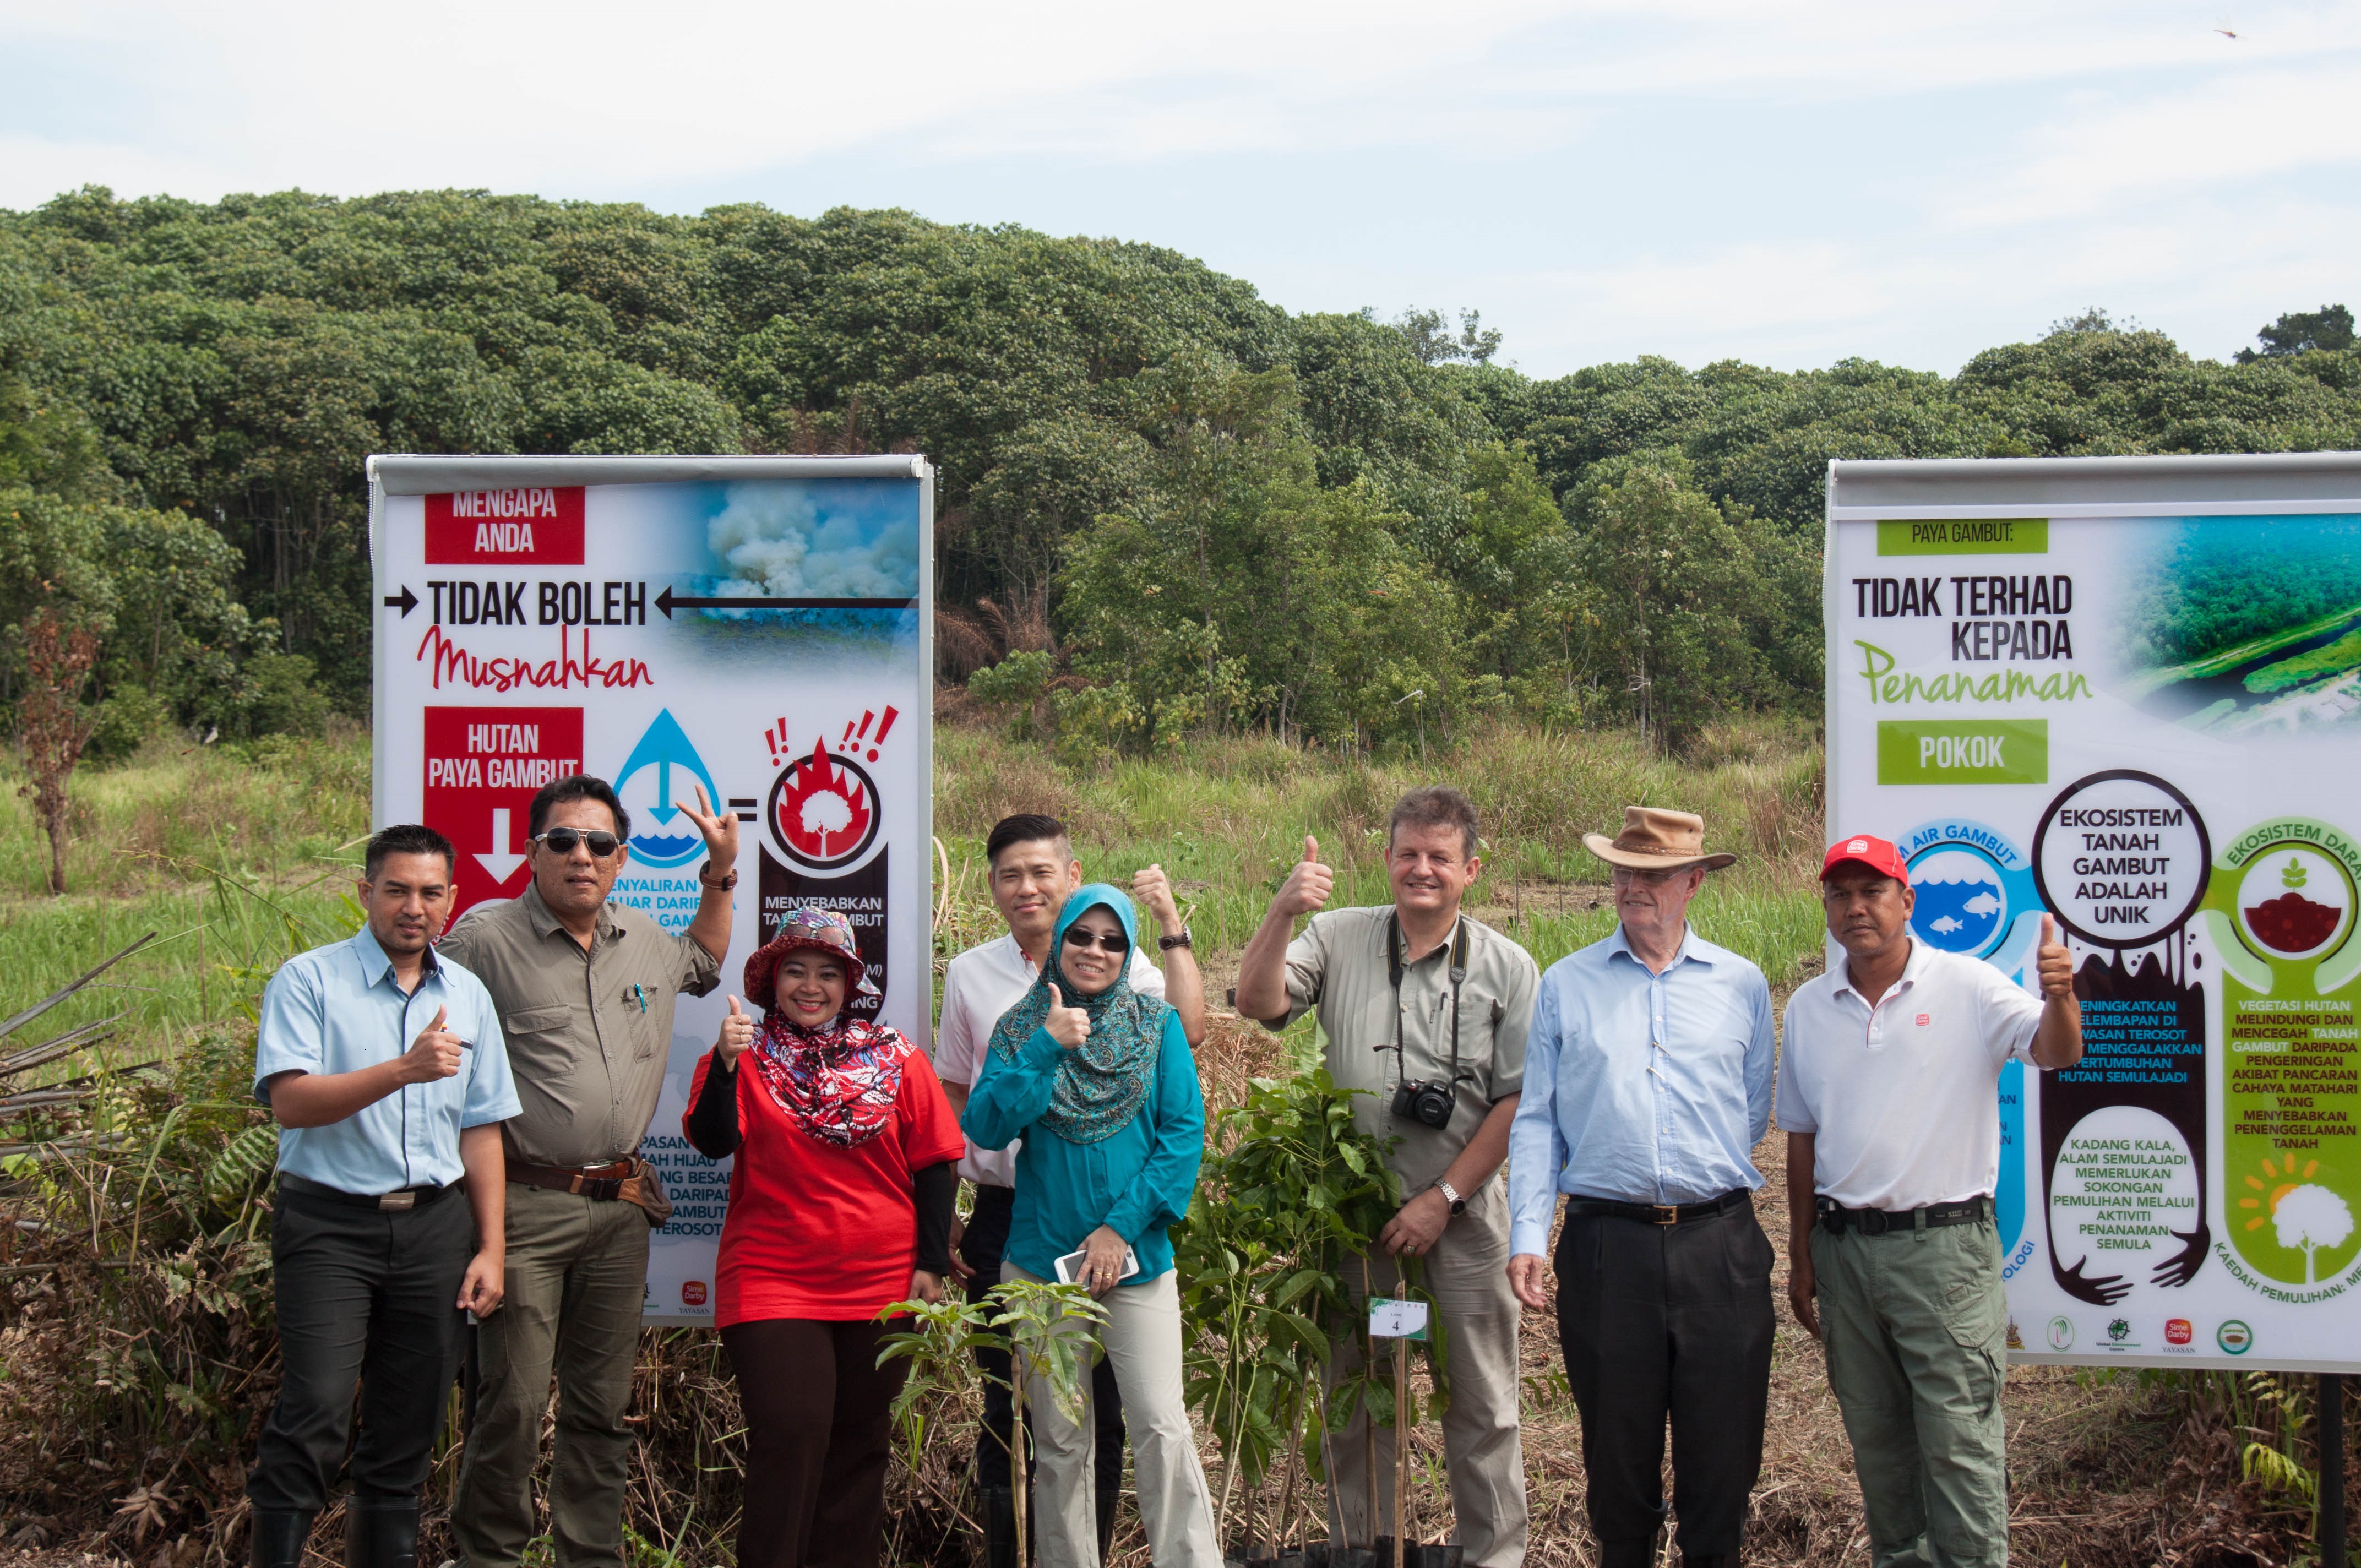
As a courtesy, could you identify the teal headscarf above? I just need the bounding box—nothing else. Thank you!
[987,884,1172,1145]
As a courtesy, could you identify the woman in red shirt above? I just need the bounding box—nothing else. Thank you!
[683,907,964,1568]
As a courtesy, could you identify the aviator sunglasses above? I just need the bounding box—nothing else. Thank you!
[531,827,624,858]
[1062,928,1131,954]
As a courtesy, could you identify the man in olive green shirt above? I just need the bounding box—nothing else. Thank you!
[1234,787,1535,1568]
[444,774,736,1568]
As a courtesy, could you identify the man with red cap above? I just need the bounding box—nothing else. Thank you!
[1780,834,2082,1568]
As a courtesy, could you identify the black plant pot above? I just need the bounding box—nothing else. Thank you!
[1326,1548,1375,1568]
[1298,1542,1330,1568]
[1403,1547,1463,1568]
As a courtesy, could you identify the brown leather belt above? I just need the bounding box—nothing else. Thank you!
[510,1158,641,1203]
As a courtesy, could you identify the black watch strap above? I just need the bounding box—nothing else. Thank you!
[698,860,739,890]
[1157,928,1193,951]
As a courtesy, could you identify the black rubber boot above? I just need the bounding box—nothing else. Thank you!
[342,1497,420,1568]
[249,1510,315,1568]
[1095,1479,1120,1564]
[982,1486,1017,1568]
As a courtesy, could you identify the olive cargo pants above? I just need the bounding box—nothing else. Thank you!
[453,1184,651,1568]
[1809,1216,2010,1568]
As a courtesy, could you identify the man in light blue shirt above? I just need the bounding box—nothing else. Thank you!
[1506,808,1775,1568]
[247,824,520,1568]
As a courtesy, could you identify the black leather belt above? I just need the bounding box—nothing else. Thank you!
[1817,1194,1991,1235]
[1565,1188,1751,1228]
[280,1172,455,1212]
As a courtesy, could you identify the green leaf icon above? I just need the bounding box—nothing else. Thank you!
[2283,856,2309,889]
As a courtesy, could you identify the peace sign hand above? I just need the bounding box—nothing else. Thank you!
[673,783,742,872]
[1045,983,1092,1049]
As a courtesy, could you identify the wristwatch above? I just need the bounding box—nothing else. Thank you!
[1157,927,1193,951]
[1435,1179,1467,1216]
[698,860,739,891]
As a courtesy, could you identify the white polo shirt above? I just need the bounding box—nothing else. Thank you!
[1777,938,2042,1211]
[934,930,1166,1187]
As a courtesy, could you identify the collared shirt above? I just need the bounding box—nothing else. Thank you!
[960,1008,1205,1283]
[1508,924,1774,1255]
[1778,938,2042,1211]
[1282,906,1536,1193]
[253,927,520,1194]
[935,932,1167,1187]
[437,880,721,1167]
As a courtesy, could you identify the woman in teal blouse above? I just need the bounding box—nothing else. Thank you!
[962,884,1219,1568]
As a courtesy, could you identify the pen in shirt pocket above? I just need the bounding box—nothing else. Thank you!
[624,983,649,1014]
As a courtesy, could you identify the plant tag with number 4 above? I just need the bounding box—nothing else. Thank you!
[1368,1298,1429,1340]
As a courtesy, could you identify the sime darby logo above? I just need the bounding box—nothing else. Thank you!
[426,487,586,565]
[680,1280,708,1308]
[2165,1319,2193,1346]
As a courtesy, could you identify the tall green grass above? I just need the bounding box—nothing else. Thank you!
[937,714,1827,986]
[0,731,368,1062]
[3,714,1830,1074]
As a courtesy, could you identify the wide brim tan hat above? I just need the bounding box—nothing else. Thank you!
[1583,806,1737,872]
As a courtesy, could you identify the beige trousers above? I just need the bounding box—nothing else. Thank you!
[1323,1184,1528,1568]
[1005,1264,1222,1568]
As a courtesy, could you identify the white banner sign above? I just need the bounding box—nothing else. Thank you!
[1827,460,2361,1372]
[369,456,934,1322]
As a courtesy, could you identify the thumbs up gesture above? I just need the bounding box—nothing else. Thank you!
[1045,983,1092,1049]
[399,1005,466,1084]
[716,994,754,1064]
[1272,835,1334,919]
[2035,914,2075,999]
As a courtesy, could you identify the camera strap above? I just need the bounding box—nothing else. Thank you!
[1385,912,1474,1088]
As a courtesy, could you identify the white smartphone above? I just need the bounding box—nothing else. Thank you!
[1054,1245,1142,1286]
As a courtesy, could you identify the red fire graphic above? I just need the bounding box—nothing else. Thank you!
[775,738,875,863]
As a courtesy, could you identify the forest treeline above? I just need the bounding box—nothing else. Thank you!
[3,186,2358,753]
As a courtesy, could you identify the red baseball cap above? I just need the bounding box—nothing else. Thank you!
[1821,834,1908,883]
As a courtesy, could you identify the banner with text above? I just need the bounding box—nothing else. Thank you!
[1828,497,2361,1371]
[373,459,932,1322]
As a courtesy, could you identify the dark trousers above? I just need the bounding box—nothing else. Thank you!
[960,1184,1125,1494]
[721,1319,909,1568]
[248,1183,474,1512]
[1553,1198,1774,1568]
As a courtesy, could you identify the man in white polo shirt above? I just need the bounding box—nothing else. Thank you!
[1781,833,2081,1568]
[935,813,1205,1567]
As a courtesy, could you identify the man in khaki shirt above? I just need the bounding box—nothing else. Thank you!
[1234,787,1535,1568]
[444,775,734,1568]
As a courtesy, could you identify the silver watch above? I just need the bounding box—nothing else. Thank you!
[1435,1179,1467,1216]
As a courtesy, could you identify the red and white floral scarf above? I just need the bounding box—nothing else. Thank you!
[747,1010,912,1148]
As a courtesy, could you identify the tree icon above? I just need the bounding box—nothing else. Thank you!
[2272,1184,2354,1283]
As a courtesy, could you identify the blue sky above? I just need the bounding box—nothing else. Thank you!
[4,0,2356,377]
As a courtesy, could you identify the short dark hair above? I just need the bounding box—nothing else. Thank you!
[529,774,630,840]
[987,813,1070,864]
[366,823,456,881]
[1387,786,1481,861]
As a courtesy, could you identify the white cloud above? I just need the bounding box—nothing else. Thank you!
[1959,64,2361,225]
[6,0,2359,374]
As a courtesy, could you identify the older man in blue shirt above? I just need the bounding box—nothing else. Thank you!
[247,824,520,1568]
[1508,808,1775,1568]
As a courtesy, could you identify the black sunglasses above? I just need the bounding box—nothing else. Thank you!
[532,828,623,858]
[1063,928,1130,954]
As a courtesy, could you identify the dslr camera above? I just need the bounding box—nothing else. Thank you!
[1391,1076,1459,1130]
